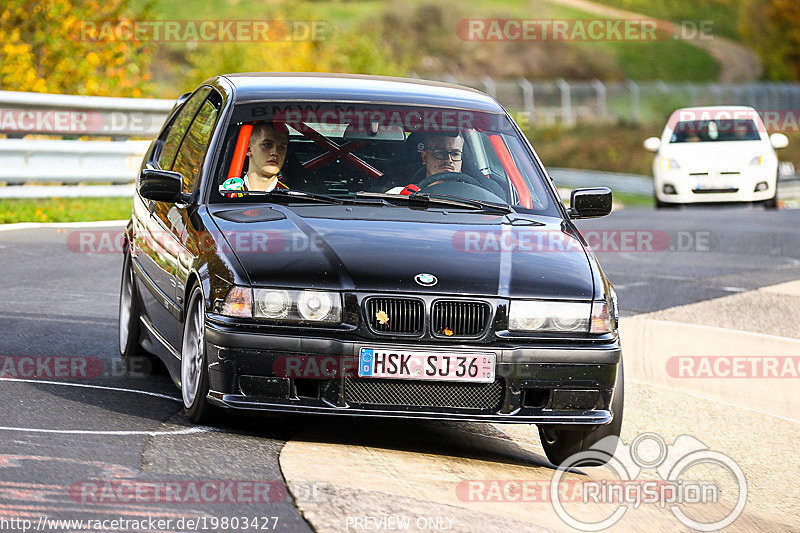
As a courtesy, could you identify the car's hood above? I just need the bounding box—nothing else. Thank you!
[659,140,771,170]
[208,204,594,299]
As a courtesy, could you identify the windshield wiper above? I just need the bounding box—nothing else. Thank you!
[355,191,513,214]
[219,188,344,205]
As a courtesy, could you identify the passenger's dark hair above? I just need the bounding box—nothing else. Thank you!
[252,120,289,140]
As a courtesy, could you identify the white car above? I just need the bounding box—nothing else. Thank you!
[644,106,788,208]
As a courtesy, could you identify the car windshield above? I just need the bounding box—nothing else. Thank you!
[670,119,762,143]
[212,102,559,216]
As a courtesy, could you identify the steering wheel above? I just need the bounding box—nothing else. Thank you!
[416,171,487,189]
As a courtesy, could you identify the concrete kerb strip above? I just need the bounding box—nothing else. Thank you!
[0,220,128,232]
[620,317,800,422]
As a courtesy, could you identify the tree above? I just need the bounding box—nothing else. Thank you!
[740,0,800,80]
[0,0,154,96]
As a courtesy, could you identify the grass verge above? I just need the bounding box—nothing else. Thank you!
[0,197,132,224]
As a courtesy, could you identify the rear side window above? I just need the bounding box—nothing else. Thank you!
[173,92,222,193]
[156,87,211,170]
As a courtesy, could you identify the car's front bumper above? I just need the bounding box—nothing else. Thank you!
[654,167,777,204]
[203,320,621,426]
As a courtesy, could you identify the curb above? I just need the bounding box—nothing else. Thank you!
[0,220,128,232]
[620,317,800,422]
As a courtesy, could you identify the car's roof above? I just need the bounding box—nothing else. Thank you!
[215,73,506,114]
[674,106,757,112]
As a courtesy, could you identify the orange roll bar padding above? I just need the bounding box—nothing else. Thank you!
[227,124,253,180]
[488,134,532,209]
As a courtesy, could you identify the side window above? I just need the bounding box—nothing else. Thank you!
[172,92,222,193]
[156,87,211,170]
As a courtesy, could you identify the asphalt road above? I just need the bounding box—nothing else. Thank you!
[0,204,798,532]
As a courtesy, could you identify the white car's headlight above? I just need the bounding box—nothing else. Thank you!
[222,286,342,323]
[508,300,590,333]
[659,158,680,172]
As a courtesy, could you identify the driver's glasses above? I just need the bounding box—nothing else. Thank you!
[429,149,463,161]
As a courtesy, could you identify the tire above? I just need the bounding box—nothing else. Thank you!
[181,285,219,424]
[762,190,778,210]
[539,358,624,467]
[655,196,679,209]
[119,254,161,375]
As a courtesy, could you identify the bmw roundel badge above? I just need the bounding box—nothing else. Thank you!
[415,273,438,286]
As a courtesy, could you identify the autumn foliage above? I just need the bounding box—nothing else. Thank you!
[739,0,800,80]
[0,0,154,96]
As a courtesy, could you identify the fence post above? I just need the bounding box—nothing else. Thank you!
[627,80,640,123]
[519,78,534,121]
[557,78,574,126]
[592,79,607,120]
[481,76,496,98]
[711,83,722,105]
[684,82,697,106]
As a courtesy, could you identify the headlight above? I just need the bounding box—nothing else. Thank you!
[508,300,590,333]
[254,289,340,322]
[297,291,336,321]
[659,158,680,172]
[255,289,290,319]
[223,287,342,323]
[749,155,764,166]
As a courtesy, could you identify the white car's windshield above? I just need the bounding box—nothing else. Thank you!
[670,119,762,143]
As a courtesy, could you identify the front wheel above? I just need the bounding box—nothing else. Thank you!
[181,285,219,424]
[539,358,624,467]
[762,189,778,210]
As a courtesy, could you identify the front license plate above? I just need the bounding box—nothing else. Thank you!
[358,348,496,383]
[695,178,734,190]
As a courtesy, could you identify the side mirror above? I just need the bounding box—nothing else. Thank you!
[568,187,612,219]
[138,167,184,203]
[770,132,789,149]
[643,137,661,152]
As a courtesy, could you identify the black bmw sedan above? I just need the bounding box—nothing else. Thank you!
[119,73,622,466]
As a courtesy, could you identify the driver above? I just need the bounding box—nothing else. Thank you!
[393,131,464,195]
[421,132,463,179]
[222,121,289,197]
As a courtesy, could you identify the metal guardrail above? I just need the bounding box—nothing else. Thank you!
[0,139,150,183]
[0,90,173,137]
[549,168,654,196]
[0,90,169,189]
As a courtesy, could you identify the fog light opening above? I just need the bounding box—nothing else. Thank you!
[522,388,550,408]
[663,184,677,195]
[754,181,768,192]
